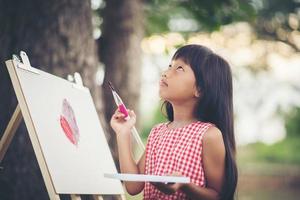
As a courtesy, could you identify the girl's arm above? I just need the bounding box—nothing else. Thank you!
[152,126,225,200]
[110,109,146,195]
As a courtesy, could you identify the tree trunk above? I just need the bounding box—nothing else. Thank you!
[99,0,144,160]
[0,0,99,199]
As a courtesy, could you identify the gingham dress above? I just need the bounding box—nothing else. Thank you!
[143,121,213,200]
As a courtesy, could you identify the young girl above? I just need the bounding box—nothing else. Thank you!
[110,44,237,200]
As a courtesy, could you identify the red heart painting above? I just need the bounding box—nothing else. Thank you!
[60,99,80,146]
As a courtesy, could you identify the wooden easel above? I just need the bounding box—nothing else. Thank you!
[0,53,126,200]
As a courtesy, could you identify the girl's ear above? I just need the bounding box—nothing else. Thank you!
[194,89,201,98]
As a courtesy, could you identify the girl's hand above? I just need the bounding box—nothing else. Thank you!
[110,109,136,135]
[151,172,186,195]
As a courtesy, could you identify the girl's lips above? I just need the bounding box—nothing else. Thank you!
[159,80,168,87]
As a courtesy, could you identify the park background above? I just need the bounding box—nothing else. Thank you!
[0,0,299,199]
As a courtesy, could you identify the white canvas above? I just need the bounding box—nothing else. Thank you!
[13,63,124,195]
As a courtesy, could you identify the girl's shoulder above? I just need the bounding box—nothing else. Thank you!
[189,121,216,133]
[202,125,223,143]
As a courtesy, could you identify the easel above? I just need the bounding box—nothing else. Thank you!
[0,52,126,200]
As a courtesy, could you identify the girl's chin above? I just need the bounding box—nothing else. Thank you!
[159,94,170,102]
[158,91,167,99]
[159,90,175,102]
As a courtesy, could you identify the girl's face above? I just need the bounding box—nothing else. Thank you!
[159,58,200,103]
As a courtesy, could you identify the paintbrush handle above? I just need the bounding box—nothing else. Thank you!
[131,126,145,151]
[110,90,145,150]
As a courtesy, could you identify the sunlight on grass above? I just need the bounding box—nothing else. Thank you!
[125,192,143,200]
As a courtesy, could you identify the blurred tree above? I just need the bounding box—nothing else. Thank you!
[0,0,99,199]
[97,0,144,160]
[252,0,300,52]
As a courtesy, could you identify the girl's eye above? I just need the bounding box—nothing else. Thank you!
[176,66,184,71]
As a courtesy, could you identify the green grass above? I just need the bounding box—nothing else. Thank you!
[238,138,300,165]
[125,192,143,200]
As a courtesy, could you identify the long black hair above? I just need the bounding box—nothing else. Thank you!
[163,44,237,200]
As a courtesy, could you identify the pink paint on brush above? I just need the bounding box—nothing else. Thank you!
[118,104,129,119]
[108,81,130,120]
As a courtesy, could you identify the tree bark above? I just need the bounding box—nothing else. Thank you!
[0,0,99,199]
[99,0,144,160]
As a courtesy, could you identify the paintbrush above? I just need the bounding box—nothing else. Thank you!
[108,81,145,151]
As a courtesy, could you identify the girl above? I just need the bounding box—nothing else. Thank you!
[110,44,237,200]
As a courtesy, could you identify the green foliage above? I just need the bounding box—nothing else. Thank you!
[144,0,256,35]
[180,0,256,30]
[285,106,300,138]
[249,139,300,164]
[255,0,299,19]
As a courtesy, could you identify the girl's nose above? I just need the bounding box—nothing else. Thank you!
[161,70,168,78]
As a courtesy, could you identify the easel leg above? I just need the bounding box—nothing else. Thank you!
[92,195,104,200]
[0,104,22,162]
[70,194,82,200]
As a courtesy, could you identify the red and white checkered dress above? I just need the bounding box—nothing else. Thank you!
[143,121,214,200]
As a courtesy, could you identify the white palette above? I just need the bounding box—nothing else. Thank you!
[104,173,190,184]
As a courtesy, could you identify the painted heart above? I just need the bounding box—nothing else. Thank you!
[60,99,80,146]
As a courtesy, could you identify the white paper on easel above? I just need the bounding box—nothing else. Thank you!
[10,61,124,195]
[104,173,190,184]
